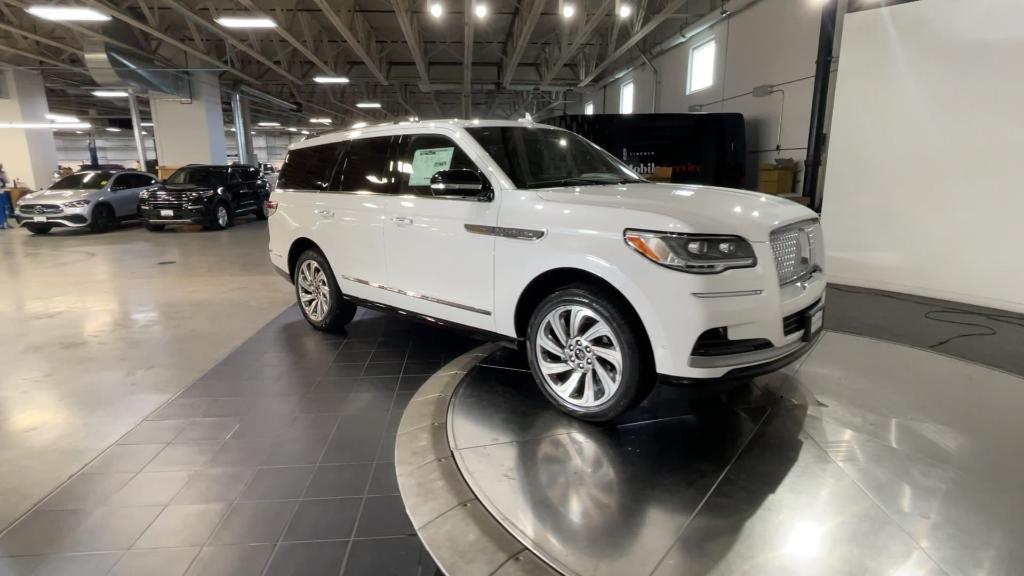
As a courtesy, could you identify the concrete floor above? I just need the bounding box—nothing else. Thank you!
[0,220,293,531]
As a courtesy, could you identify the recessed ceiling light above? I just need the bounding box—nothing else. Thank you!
[309,118,332,124]
[562,3,575,18]
[352,122,368,128]
[474,3,488,18]
[92,90,129,97]
[104,127,121,132]
[26,6,110,21]
[313,76,350,84]
[618,3,631,17]
[356,102,381,109]
[45,113,80,123]
[429,2,443,18]
[215,16,276,29]
[257,121,280,127]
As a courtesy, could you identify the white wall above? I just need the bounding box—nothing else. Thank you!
[0,69,59,189]
[575,0,827,191]
[822,0,1024,313]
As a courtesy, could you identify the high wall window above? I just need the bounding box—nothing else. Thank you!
[584,101,594,115]
[687,38,716,94]
[620,81,634,114]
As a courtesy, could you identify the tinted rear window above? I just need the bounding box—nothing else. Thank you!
[277,143,343,191]
[338,137,392,194]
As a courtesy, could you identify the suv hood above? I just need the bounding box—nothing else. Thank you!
[21,189,99,202]
[535,182,816,242]
[162,183,217,192]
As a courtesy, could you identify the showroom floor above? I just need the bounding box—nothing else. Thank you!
[0,221,293,531]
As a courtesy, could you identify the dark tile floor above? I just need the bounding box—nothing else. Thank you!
[0,307,479,576]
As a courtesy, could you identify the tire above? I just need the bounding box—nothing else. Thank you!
[26,224,53,235]
[255,196,269,220]
[145,223,166,232]
[294,249,357,332]
[526,285,654,422]
[206,202,230,230]
[89,204,116,233]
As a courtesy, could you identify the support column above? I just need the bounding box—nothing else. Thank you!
[0,69,59,190]
[127,90,148,171]
[149,71,227,168]
[230,92,257,165]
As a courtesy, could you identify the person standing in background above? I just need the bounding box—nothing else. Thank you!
[0,164,8,188]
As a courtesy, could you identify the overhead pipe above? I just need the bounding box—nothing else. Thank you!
[595,0,760,90]
[805,0,839,211]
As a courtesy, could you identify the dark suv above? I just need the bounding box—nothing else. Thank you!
[138,164,270,231]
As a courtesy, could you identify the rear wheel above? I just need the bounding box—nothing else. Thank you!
[26,224,53,235]
[294,249,357,332]
[526,285,654,422]
[145,223,166,232]
[89,204,116,233]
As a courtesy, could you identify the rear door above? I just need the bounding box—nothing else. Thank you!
[381,131,498,330]
[227,167,251,212]
[107,173,141,216]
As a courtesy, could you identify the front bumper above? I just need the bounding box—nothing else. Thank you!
[139,203,210,225]
[15,205,90,228]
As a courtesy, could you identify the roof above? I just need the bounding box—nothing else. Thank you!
[290,118,564,151]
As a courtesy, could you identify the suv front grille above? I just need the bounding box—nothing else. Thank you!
[18,203,62,214]
[770,219,822,285]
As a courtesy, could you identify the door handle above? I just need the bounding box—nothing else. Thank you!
[314,209,334,219]
[392,216,413,227]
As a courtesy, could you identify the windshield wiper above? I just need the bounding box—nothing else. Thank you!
[524,177,619,189]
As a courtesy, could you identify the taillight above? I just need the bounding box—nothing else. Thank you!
[266,199,279,216]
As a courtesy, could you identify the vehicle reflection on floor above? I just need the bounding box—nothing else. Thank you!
[450,334,1024,576]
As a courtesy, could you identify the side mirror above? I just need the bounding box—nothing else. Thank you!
[429,169,493,201]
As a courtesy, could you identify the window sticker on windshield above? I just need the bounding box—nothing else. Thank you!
[408,147,455,186]
[99,180,108,186]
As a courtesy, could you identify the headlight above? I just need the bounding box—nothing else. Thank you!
[62,199,91,208]
[624,230,757,274]
[189,190,217,198]
[139,190,151,199]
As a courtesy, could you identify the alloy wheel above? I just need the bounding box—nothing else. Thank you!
[297,260,331,322]
[216,205,229,228]
[534,304,623,408]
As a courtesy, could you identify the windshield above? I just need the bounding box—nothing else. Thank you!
[166,166,228,187]
[49,172,114,190]
[465,126,643,189]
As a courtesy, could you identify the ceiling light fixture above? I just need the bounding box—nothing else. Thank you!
[257,121,280,127]
[429,2,443,18]
[352,122,368,128]
[356,102,381,109]
[309,118,332,124]
[474,3,488,18]
[313,76,350,84]
[618,3,632,17]
[287,127,298,132]
[562,3,575,18]
[140,122,154,127]
[215,16,276,28]
[104,127,121,132]
[26,6,110,21]
[45,113,80,123]
[92,90,129,97]
[300,130,310,135]
[0,122,91,129]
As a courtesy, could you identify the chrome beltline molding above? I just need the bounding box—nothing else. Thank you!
[464,224,546,241]
[341,275,491,316]
[692,290,764,298]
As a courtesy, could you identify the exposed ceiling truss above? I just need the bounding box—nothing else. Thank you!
[0,0,715,125]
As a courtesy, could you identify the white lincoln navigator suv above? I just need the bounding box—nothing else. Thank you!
[268,119,825,421]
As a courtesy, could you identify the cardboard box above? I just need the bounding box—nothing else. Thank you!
[648,166,673,182]
[758,164,796,195]
[7,187,31,206]
[157,166,179,181]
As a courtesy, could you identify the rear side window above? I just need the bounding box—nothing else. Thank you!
[337,137,393,194]
[278,143,344,191]
[394,134,481,195]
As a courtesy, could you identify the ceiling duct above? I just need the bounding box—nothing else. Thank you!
[83,19,191,98]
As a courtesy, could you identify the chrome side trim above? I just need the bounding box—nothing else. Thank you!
[692,290,764,298]
[341,275,491,316]
[464,224,546,241]
[688,337,808,369]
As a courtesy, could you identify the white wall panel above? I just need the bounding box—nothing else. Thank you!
[822,0,1024,312]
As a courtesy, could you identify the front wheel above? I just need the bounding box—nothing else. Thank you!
[294,249,357,332]
[26,224,53,235]
[526,286,654,422]
[206,202,230,230]
[89,204,116,233]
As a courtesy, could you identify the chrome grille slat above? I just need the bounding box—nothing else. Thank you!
[18,204,63,214]
[770,219,822,285]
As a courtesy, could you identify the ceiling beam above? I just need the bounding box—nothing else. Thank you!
[0,22,86,59]
[310,0,388,85]
[541,0,613,87]
[160,0,302,84]
[501,0,544,88]
[0,45,87,73]
[579,0,688,87]
[389,0,431,92]
[235,0,335,76]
